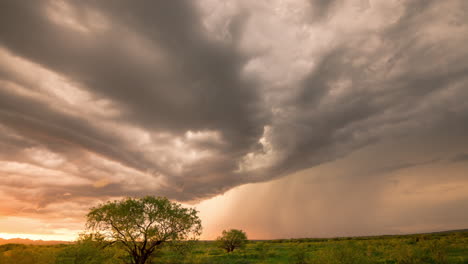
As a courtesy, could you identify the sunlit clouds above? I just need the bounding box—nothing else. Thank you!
[0,0,467,240]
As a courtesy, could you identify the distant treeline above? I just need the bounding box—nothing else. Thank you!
[252,229,468,243]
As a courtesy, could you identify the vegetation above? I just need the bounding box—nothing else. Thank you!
[0,231,467,264]
[85,196,202,264]
[217,229,248,253]
[1,196,466,263]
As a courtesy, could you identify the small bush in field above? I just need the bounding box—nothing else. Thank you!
[217,229,248,253]
[55,236,122,264]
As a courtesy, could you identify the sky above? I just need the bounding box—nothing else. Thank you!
[0,0,467,241]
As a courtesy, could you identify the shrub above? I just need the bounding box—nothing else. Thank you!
[217,229,248,253]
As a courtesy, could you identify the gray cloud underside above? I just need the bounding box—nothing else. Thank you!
[0,0,468,209]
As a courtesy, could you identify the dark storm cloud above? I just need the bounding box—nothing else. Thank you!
[0,0,468,211]
[0,1,264,146]
[0,87,156,172]
[0,0,266,203]
[261,0,468,179]
[307,0,341,21]
[451,153,468,163]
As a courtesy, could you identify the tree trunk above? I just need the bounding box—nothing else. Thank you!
[132,253,150,264]
[131,254,148,264]
[139,253,149,264]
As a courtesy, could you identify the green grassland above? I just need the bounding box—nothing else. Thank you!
[1,231,467,264]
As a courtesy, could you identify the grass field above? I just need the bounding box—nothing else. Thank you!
[0,231,467,264]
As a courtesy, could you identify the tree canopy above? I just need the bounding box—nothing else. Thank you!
[86,196,202,264]
[217,229,248,253]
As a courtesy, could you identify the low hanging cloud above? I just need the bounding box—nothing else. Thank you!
[0,0,468,229]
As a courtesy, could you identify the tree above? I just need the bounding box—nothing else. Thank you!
[216,229,248,253]
[86,196,202,264]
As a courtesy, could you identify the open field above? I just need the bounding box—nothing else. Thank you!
[0,231,467,264]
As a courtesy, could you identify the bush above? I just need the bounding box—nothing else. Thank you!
[217,229,248,253]
[55,237,122,264]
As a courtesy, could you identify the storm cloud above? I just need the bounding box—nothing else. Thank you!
[0,0,467,239]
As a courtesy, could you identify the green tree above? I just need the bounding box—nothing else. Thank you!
[85,196,202,264]
[216,229,248,253]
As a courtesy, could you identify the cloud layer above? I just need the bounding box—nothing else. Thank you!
[0,0,467,238]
